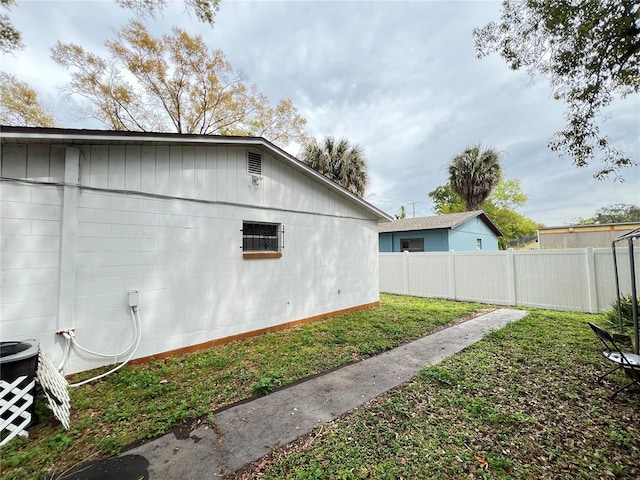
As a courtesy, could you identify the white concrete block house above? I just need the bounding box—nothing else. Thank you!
[1,126,392,374]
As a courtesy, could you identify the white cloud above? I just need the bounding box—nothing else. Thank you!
[2,0,638,225]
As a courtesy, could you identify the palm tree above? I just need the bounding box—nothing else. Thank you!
[301,136,368,197]
[448,145,502,211]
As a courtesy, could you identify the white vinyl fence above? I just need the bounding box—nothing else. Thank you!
[379,248,640,313]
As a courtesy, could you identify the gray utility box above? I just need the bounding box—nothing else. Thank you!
[1,340,40,432]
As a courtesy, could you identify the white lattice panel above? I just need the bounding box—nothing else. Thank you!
[36,349,70,430]
[0,376,35,447]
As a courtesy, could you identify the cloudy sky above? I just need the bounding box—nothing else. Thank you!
[2,0,639,225]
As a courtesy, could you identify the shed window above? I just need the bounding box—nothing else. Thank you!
[400,238,424,252]
[476,238,483,250]
[242,221,282,259]
[247,151,262,176]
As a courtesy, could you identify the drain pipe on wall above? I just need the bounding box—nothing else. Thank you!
[57,289,143,386]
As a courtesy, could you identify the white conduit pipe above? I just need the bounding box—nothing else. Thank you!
[69,308,140,359]
[67,306,142,388]
[56,334,72,372]
[56,308,139,372]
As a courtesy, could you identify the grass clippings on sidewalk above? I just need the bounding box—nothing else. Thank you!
[1,294,482,480]
[234,309,640,480]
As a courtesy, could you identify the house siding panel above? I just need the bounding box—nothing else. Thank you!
[384,230,449,252]
[1,145,27,178]
[379,232,393,252]
[49,146,66,182]
[27,146,53,180]
[194,148,207,200]
[181,146,195,200]
[108,146,126,190]
[449,217,498,251]
[140,146,156,193]
[1,177,62,361]
[125,145,142,191]
[156,147,171,195]
[205,147,218,200]
[1,137,383,374]
[169,146,183,198]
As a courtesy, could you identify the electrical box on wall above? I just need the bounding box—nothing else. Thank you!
[128,289,139,308]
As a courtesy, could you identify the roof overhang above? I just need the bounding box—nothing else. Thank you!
[378,210,503,237]
[473,211,503,237]
[1,126,393,222]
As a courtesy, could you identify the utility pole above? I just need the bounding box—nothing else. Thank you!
[407,201,419,218]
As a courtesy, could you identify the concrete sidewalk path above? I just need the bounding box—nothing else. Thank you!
[61,308,528,480]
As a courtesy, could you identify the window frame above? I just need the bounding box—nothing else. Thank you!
[400,237,424,252]
[242,221,283,259]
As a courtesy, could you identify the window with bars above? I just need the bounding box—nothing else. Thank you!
[242,222,281,252]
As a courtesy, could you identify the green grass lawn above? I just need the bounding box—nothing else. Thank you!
[3,295,639,479]
[234,308,640,480]
[1,294,483,480]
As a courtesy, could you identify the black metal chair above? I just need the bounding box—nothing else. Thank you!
[588,322,640,398]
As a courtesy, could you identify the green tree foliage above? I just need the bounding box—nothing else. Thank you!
[301,137,368,197]
[0,0,22,53]
[427,184,465,215]
[115,0,220,25]
[474,0,639,179]
[396,205,407,219]
[428,179,540,249]
[448,145,502,211]
[51,21,307,147]
[0,72,58,127]
[487,177,528,210]
[483,202,541,250]
[578,203,640,224]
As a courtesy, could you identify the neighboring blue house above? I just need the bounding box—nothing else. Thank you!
[379,211,503,252]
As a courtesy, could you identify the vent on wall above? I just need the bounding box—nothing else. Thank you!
[247,152,262,176]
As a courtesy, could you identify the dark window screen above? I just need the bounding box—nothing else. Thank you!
[400,238,424,252]
[243,222,279,251]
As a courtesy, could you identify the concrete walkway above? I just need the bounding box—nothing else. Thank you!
[61,308,528,480]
